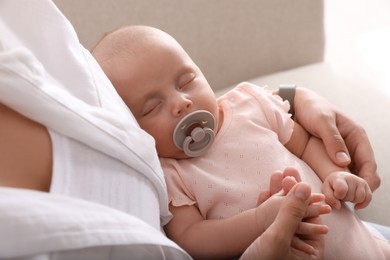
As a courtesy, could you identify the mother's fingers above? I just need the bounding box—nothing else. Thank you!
[309,193,326,204]
[296,220,329,236]
[305,204,331,218]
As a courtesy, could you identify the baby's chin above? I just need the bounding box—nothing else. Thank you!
[158,148,189,160]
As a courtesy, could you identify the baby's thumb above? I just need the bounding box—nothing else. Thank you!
[322,183,342,209]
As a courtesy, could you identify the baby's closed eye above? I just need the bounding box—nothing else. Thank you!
[178,72,196,89]
[142,98,162,116]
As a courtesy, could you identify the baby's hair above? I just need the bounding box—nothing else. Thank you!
[92,25,166,64]
[92,26,134,63]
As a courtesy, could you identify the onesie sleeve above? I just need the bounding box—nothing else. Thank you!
[239,83,294,144]
[160,158,197,207]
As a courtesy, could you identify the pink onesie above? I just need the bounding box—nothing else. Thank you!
[161,82,386,259]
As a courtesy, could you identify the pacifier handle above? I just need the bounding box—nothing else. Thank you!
[173,110,216,157]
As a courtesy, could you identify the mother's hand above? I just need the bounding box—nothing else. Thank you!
[242,181,327,260]
[293,87,379,191]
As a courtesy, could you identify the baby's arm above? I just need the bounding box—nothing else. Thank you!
[164,203,263,259]
[164,192,327,259]
[164,202,274,259]
[285,122,372,209]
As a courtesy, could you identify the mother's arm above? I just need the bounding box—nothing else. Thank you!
[276,87,380,191]
[0,103,52,191]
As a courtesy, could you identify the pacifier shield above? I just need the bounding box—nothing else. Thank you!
[173,110,216,157]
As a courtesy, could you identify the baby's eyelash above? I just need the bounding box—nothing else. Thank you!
[142,101,161,116]
[179,73,196,89]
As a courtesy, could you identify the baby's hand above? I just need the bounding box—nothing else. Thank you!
[322,171,372,209]
[257,168,331,230]
[257,167,302,206]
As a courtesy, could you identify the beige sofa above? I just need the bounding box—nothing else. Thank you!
[54,0,390,226]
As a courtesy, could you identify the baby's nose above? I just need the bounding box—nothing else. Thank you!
[173,95,192,116]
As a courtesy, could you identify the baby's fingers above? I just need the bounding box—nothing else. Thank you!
[340,175,372,209]
[322,182,342,209]
[354,184,372,210]
[332,177,349,200]
[282,166,302,182]
[257,189,271,206]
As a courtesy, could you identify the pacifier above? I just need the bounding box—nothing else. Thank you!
[173,110,216,157]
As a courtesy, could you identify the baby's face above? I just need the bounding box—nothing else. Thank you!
[115,31,218,159]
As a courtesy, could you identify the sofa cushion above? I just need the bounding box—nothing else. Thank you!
[53,0,324,91]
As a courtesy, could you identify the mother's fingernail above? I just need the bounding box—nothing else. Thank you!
[294,184,309,200]
[336,152,350,163]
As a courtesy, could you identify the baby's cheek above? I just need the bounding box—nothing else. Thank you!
[155,139,178,157]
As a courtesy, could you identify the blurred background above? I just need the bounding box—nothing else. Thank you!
[325,0,390,97]
[325,0,390,225]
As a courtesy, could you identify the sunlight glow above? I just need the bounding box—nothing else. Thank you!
[356,27,390,96]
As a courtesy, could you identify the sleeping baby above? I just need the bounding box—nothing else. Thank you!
[92,25,390,259]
